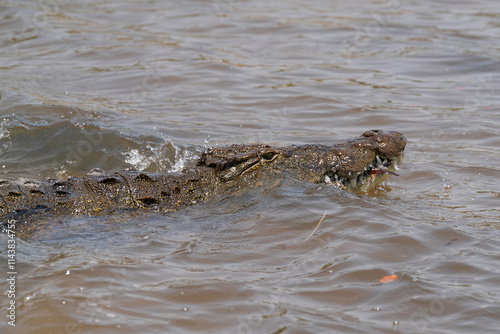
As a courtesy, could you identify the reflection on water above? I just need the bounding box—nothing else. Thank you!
[1,0,500,333]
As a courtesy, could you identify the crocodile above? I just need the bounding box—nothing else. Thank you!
[0,130,406,239]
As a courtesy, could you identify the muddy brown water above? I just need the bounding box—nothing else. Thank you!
[1,0,500,333]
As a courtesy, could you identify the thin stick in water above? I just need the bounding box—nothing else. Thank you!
[307,213,327,239]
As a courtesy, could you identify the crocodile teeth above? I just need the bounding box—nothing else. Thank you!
[325,153,402,191]
[393,159,400,170]
[349,177,357,189]
[393,154,402,170]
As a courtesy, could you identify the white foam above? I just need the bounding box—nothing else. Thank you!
[123,149,153,170]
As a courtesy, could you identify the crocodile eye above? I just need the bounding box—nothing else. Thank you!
[262,152,276,161]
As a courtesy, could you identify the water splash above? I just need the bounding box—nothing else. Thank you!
[123,135,199,172]
[162,134,198,172]
[170,149,197,172]
[0,119,13,152]
[0,118,13,139]
[123,149,152,170]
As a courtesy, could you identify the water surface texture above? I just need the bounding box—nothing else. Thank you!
[1,0,500,333]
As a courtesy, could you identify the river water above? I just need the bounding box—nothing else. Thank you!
[1,0,500,333]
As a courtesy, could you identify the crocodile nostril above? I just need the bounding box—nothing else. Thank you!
[363,129,382,137]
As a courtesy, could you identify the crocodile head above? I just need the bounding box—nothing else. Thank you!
[318,129,407,191]
[199,130,406,192]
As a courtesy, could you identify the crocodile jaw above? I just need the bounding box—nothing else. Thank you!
[323,153,403,192]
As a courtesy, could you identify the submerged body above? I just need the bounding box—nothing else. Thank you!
[1,130,406,238]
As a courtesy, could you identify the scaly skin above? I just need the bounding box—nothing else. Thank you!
[1,130,406,239]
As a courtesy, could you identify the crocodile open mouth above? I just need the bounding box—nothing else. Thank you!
[323,153,403,192]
